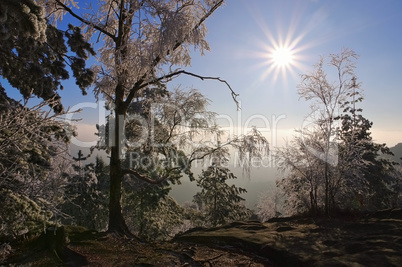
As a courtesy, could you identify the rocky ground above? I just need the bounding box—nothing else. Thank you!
[4,226,272,266]
[3,208,402,266]
[176,208,402,266]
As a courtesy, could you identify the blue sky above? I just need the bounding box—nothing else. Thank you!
[174,0,402,147]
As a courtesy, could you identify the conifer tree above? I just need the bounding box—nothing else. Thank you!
[0,0,95,112]
[62,153,109,230]
[194,161,250,227]
[0,88,71,241]
[336,88,399,210]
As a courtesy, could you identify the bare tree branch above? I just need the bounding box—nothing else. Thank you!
[142,70,239,108]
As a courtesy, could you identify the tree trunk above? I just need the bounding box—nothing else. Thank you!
[107,107,132,236]
[108,150,131,235]
[324,162,329,216]
[310,190,315,215]
[45,226,66,261]
[309,179,317,215]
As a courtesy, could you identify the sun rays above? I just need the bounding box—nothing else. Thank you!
[256,30,308,87]
[244,4,319,89]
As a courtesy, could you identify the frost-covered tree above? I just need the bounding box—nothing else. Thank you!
[276,129,329,215]
[120,87,220,183]
[0,0,95,112]
[48,0,269,235]
[194,162,250,227]
[256,186,284,222]
[0,0,95,252]
[47,0,234,235]
[61,153,109,231]
[123,180,184,241]
[296,48,360,215]
[120,87,265,236]
[119,87,215,237]
[336,90,399,210]
[0,88,73,242]
[277,49,399,215]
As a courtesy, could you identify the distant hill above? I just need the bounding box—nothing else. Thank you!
[389,143,402,165]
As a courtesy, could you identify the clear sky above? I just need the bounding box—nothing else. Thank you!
[171,0,402,148]
[4,0,402,207]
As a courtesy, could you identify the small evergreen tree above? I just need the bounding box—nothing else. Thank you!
[194,163,250,227]
[336,88,399,210]
[0,89,72,242]
[94,156,110,230]
[61,153,109,230]
[124,181,183,241]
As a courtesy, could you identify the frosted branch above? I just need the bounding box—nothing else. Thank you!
[122,167,180,184]
[54,0,116,41]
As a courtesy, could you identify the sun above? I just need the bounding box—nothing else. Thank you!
[243,6,316,87]
[259,42,301,84]
[271,46,294,68]
[252,36,310,86]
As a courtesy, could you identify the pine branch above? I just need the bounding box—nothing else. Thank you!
[122,167,181,184]
[54,0,116,41]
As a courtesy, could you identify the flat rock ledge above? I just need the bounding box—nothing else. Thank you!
[174,209,402,266]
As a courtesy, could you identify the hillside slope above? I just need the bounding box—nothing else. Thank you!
[390,143,402,164]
